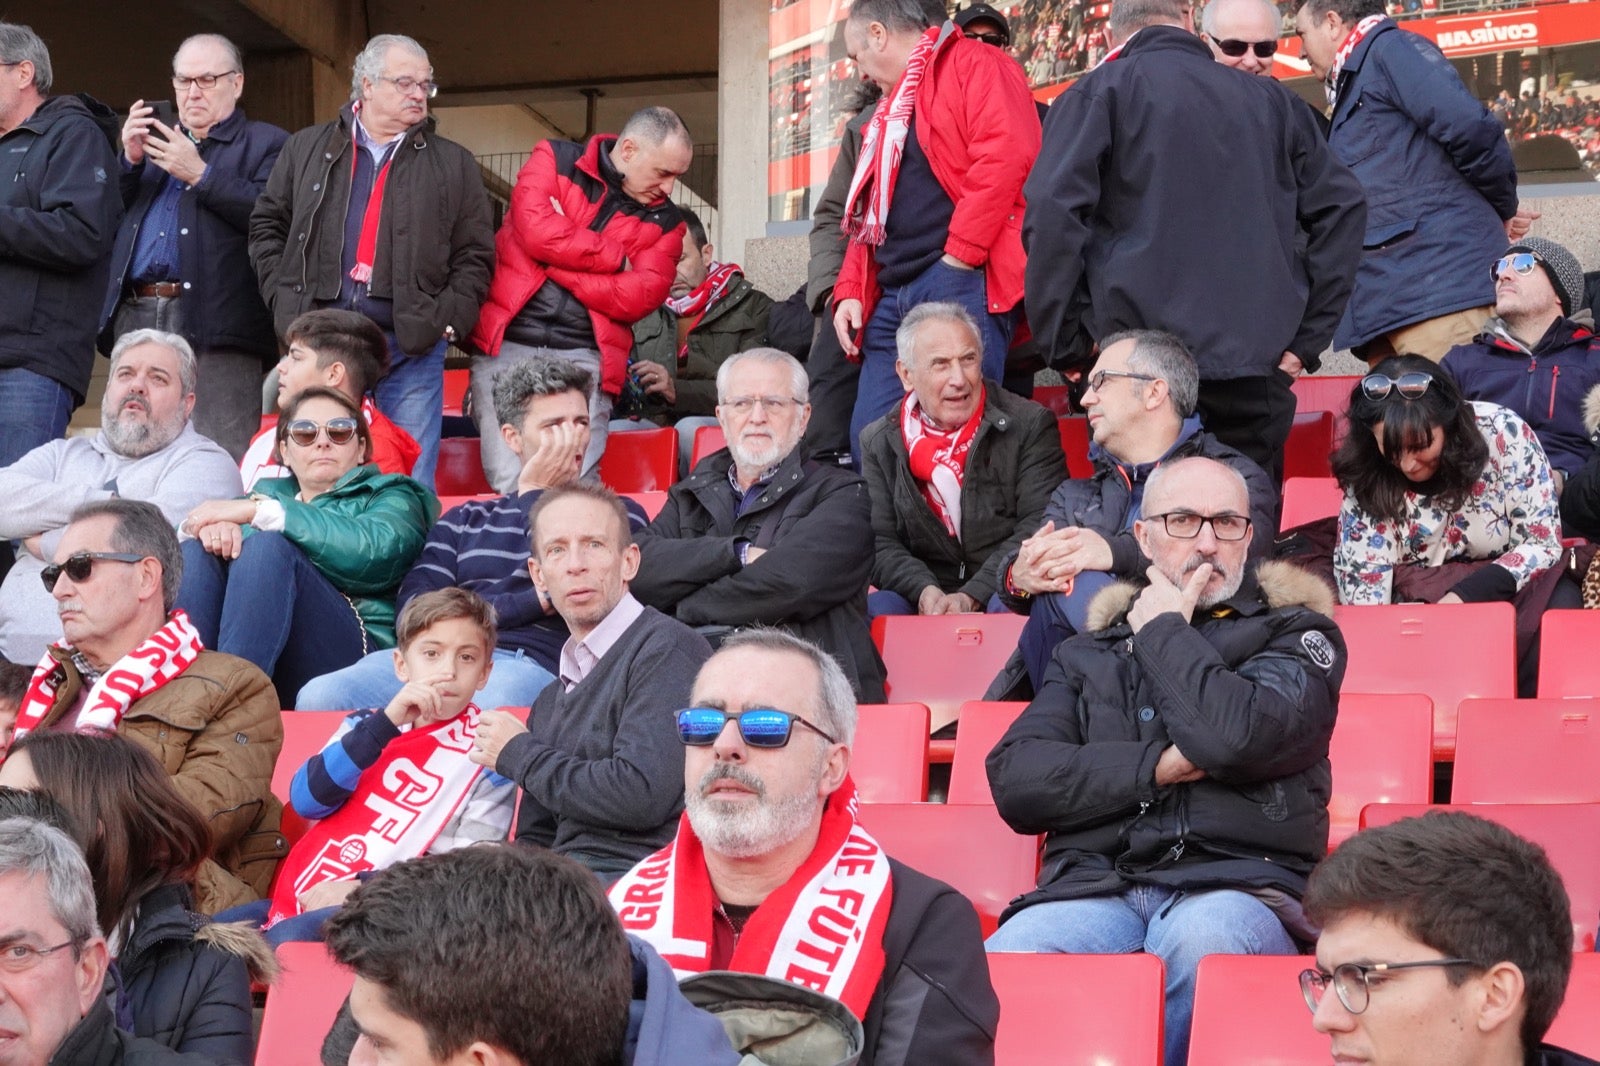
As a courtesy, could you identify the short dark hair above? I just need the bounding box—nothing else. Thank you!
[277,385,374,466]
[0,788,76,837]
[1297,0,1386,23]
[0,659,32,703]
[618,106,691,148]
[846,0,946,32]
[490,357,593,431]
[1305,811,1572,1051]
[396,587,497,652]
[1108,0,1191,38]
[1099,329,1199,418]
[528,483,631,555]
[680,205,708,250]
[324,846,633,1065]
[68,499,183,613]
[284,310,391,399]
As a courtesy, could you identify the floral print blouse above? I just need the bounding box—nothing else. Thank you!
[1335,402,1562,605]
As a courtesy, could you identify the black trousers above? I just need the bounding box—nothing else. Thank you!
[802,313,861,461]
[1195,372,1297,489]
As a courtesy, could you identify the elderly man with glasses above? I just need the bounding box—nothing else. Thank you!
[986,454,1345,1066]
[1201,0,1283,75]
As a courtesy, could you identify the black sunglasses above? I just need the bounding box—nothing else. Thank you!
[676,707,839,748]
[283,417,359,447]
[41,551,148,592]
[964,30,1009,46]
[1213,37,1277,57]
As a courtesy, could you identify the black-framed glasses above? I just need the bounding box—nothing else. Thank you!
[1360,372,1433,401]
[676,707,839,748]
[377,75,438,98]
[172,71,238,91]
[1086,369,1157,393]
[0,938,83,975]
[1145,511,1252,541]
[1300,958,1477,1015]
[283,417,359,447]
[1212,37,1278,57]
[1492,252,1541,279]
[40,552,148,593]
[964,30,1009,46]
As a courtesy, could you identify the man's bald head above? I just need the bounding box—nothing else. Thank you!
[1202,0,1281,74]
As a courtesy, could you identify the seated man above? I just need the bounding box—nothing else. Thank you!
[1303,811,1598,1066]
[631,348,886,701]
[0,329,242,663]
[240,308,420,486]
[1442,237,1600,493]
[859,302,1062,618]
[3,499,283,911]
[985,457,1344,1066]
[994,330,1277,695]
[470,484,711,879]
[611,628,1000,1066]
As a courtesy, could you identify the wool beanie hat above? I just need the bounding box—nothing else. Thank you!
[1507,236,1584,317]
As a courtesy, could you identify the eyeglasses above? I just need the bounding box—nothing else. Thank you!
[376,75,439,99]
[719,396,803,416]
[1086,369,1157,393]
[0,939,82,975]
[1300,958,1477,1015]
[283,417,360,447]
[1492,252,1542,279]
[1212,37,1278,57]
[676,707,839,748]
[964,30,1009,46]
[40,552,148,593]
[1360,372,1434,401]
[172,71,238,91]
[1146,511,1252,541]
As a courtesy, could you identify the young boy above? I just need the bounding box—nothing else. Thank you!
[0,659,31,754]
[239,308,421,486]
[254,587,512,944]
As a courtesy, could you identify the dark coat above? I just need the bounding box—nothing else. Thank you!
[0,94,122,397]
[988,562,1344,920]
[860,383,1064,605]
[631,447,886,701]
[807,106,874,313]
[1531,1045,1600,1066]
[1023,27,1364,376]
[99,107,287,361]
[1556,385,1600,541]
[1328,18,1518,348]
[48,999,218,1066]
[249,105,494,356]
[628,273,776,420]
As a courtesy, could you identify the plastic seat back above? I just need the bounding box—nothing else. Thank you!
[256,943,354,1065]
[853,703,930,803]
[1188,954,1323,1066]
[1280,477,1343,530]
[597,426,678,492]
[622,490,670,521]
[690,424,727,468]
[1537,610,1600,698]
[1057,416,1094,479]
[442,367,469,416]
[1327,693,1434,849]
[436,437,493,496]
[1285,410,1335,480]
[871,614,1028,733]
[1454,698,1600,803]
[1291,374,1359,418]
[947,700,1027,805]
[988,952,1164,1066]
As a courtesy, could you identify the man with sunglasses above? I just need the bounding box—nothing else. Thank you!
[1201,0,1281,76]
[1302,811,1597,1066]
[611,628,999,1066]
[987,455,1344,1066]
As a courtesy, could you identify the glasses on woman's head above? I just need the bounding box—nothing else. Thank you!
[1299,958,1477,1015]
[676,707,838,748]
[40,552,148,593]
[1492,251,1542,280]
[283,417,360,447]
[1360,372,1433,401]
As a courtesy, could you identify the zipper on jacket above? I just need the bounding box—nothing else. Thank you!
[1524,357,1537,416]
[1550,365,1561,420]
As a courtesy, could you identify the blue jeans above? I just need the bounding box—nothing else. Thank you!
[373,334,446,490]
[1015,571,1117,690]
[214,898,339,947]
[296,646,556,711]
[867,589,1009,619]
[176,533,370,705]
[848,259,1015,459]
[986,885,1296,1066]
[0,368,75,466]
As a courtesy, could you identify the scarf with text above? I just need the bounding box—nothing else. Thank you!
[1325,14,1387,109]
[841,26,940,247]
[348,102,398,285]
[609,779,893,1019]
[267,704,487,926]
[9,611,203,750]
[901,390,984,539]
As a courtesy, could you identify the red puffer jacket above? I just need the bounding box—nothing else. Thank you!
[470,135,685,396]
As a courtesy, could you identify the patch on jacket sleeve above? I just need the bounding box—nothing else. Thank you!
[1301,631,1336,671]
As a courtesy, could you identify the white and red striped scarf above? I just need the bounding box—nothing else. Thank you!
[9,611,204,750]
[666,261,741,319]
[1325,14,1387,109]
[348,102,397,286]
[610,779,893,1020]
[841,26,941,247]
[901,391,984,539]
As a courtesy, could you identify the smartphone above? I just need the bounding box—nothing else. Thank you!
[148,100,178,129]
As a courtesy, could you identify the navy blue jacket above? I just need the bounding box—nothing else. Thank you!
[99,107,287,362]
[1329,19,1518,349]
[624,938,742,1066]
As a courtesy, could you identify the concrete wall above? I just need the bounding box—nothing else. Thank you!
[717,0,769,259]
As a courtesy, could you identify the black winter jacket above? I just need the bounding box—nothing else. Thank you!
[988,561,1344,920]
[1531,1045,1600,1066]
[1556,384,1600,540]
[0,94,122,397]
[631,447,886,701]
[48,999,219,1066]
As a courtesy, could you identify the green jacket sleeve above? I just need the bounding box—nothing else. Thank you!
[277,474,436,596]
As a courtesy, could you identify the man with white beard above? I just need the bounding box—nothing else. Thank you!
[609,628,999,1066]
[0,329,241,661]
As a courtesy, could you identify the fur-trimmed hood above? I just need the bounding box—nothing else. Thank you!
[198,920,279,983]
[1084,559,1336,632]
[1584,383,1600,437]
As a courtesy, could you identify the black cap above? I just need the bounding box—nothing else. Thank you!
[954,3,1013,46]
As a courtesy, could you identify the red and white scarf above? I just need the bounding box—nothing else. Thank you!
[666,261,741,319]
[901,391,984,539]
[841,26,941,247]
[8,611,204,750]
[1325,14,1386,109]
[266,704,487,926]
[348,102,398,286]
[610,779,893,1019]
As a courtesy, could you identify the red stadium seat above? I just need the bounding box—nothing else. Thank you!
[853,703,931,803]
[1285,411,1335,480]
[1548,953,1600,1059]
[442,367,470,416]
[598,425,678,492]
[272,711,346,845]
[1333,602,1516,759]
[436,493,497,514]
[1280,477,1343,530]
[690,424,726,468]
[1536,610,1600,699]
[623,491,669,520]
[1188,954,1322,1066]
[857,803,1038,937]
[871,614,1028,733]
[436,437,493,496]
[947,700,1027,805]
[988,952,1164,1066]
[1032,384,1074,417]
[1453,698,1600,804]
[1326,693,1433,849]
[1291,374,1359,419]
[257,943,354,1065]
[1360,803,1600,951]
[1058,416,1094,479]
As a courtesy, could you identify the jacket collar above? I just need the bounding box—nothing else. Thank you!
[336,101,433,150]
[1339,15,1397,75]
[1084,559,1337,632]
[685,441,809,509]
[1481,312,1593,358]
[197,105,248,145]
[1114,23,1214,62]
[1093,415,1202,479]
[886,380,1012,460]
[47,998,119,1066]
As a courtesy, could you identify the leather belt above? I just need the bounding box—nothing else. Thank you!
[132,282,183,299]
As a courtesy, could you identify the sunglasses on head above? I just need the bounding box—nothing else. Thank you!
[1360,372,1434,401]
[676,707,839,748]
[1213,37,1277,57]
[40,551,148,593]
[1492,252,1542,280]
[283,417,359,447]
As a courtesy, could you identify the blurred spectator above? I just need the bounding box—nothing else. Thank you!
[0,658,28,750]
[1201,0,1282,75]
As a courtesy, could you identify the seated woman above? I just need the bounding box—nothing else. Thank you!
[0,732,272,1065]
[177,387,435,704]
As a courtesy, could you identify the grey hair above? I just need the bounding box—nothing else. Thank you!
[618,106,692,149]
[175,33,243,74]
[351,34,429,100]
[1100,328,1199,418]
[845,0,947,33]
[1108,0,1192,40]
[0,817,101,949]
[0,23,52,95]
[716,348,810,404]
[1143,455,1250,514]
[716,628,858,746]
[491,357,593,430]
[1200,0,1281,36]
[109,328,198,398]
[895,301,980,368]
[68,498,183,613]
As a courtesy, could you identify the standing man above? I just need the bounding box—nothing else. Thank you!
[1295,0,1525,364]
[250,33,495,490]
[101,34,287,462]
[1201,0,1283,75]
[0,22,121,466]
[1024,0,1365,485]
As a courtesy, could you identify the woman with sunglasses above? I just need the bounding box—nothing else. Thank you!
[176,387,436,704]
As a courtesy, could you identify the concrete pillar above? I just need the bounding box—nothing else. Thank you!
[718,0,770,257]
[245,49,348,132]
